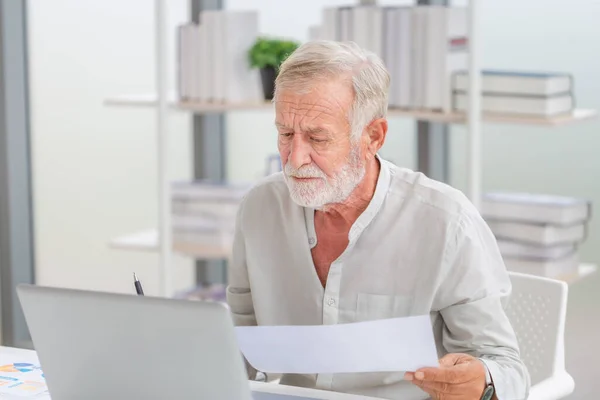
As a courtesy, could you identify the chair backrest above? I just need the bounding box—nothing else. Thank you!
[505,272,569,386]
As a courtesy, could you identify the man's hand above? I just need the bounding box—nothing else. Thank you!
[404,353,488,400]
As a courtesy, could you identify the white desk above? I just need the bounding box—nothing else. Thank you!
[0,346,383,400]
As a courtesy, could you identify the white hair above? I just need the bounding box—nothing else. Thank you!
[274,40,390,142]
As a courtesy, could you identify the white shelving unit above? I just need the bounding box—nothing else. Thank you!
[106,0,598,296]
[104,94,598,127]
[155,0,172,297]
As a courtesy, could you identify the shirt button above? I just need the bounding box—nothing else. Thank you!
[308,237,315,245]
[327,298,335,306]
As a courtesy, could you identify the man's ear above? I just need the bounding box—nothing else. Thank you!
[365,118,388,158]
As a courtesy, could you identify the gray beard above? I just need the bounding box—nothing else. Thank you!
[284,145,366,209]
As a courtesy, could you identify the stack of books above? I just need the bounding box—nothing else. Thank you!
[170,156,281,252]
[174,283,227,303]
[311,4,468,112]
[176,10,262,103]
[452,70,575,117]
[170,181,251,251]
[481,192,592,279]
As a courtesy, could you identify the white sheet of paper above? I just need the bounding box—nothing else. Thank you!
[235,315,439,374]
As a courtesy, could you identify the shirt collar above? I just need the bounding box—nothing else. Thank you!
[304,153,391,248]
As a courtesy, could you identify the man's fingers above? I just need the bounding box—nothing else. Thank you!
[438,353,464,367]
[406,354,486,399]
[404,369,447,382]
[413,366,463,384]
[411,378,454,394]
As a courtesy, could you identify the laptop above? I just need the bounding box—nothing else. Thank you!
[16,284,316,400]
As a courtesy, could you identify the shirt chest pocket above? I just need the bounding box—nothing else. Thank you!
[355,293,413,322]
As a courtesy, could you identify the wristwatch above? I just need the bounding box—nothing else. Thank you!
[480,360,495,400]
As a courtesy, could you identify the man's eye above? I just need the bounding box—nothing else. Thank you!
[311,137,326,143]
[279,132,293,138]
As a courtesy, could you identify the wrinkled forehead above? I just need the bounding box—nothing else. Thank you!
[274,81,354,131]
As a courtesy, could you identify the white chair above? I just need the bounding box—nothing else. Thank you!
[505,272,574,400]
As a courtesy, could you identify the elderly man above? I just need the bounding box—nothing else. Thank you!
[226,40,530,400]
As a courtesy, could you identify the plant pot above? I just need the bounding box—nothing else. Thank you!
[260,66,277,100]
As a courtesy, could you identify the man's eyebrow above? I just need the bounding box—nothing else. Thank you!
[275,122,330,134]
[304,126,329,134]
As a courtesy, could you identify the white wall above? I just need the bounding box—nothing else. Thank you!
[28,0,195,296]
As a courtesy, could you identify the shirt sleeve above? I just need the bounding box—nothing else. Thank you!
[225,199,258,379]
[437,209,531,400]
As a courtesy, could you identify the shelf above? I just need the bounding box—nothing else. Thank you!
[555,262,597,284]
[104,94,272,113]
[104,94,598,126]
[109,229,598,284]
[108,229,230,260]
[479,109,598,127]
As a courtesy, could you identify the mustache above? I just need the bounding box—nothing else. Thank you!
[284,164,326,179]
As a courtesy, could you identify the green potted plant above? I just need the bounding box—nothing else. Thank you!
[248,37,299,100]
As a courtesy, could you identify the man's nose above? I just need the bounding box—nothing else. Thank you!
[288,135,311,169]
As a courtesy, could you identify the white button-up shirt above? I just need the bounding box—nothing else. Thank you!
[226,156,530,400]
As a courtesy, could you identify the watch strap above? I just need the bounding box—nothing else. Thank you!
[481,385,495,400]
[480,359,495,400]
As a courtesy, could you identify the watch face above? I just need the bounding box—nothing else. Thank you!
[481,385,495,400]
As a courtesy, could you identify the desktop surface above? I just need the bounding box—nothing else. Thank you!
[1,346,385,400]
[252,391,319,400]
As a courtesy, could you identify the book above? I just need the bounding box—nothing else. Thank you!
[200,10,220,102]
[170,181,250,226]
[339,7,353,42]
[174,283,227,302]
[486,219,587,246]
[382,7,398,106]
[321,8,338,41]
[503,251,579,279]
[481,192,591,225]
[171,215,234,231]
[176,10,262,103]
[311,5,469,112]
[453,92,574,116]
[379,6,412,108]
[452,70,573,97]
[424,6,468,111]
[171,181,251,201]
[395,7,413,108]
[411,6,427,109]
[308,4,468,112]
[172,225,234,248]
[497,239,575,260]
[173,230,234,255]
[351,5,383,57]
[177,24,195,100]
[219,10,262,103]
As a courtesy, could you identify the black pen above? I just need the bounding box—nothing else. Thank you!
[133,272,144,296]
